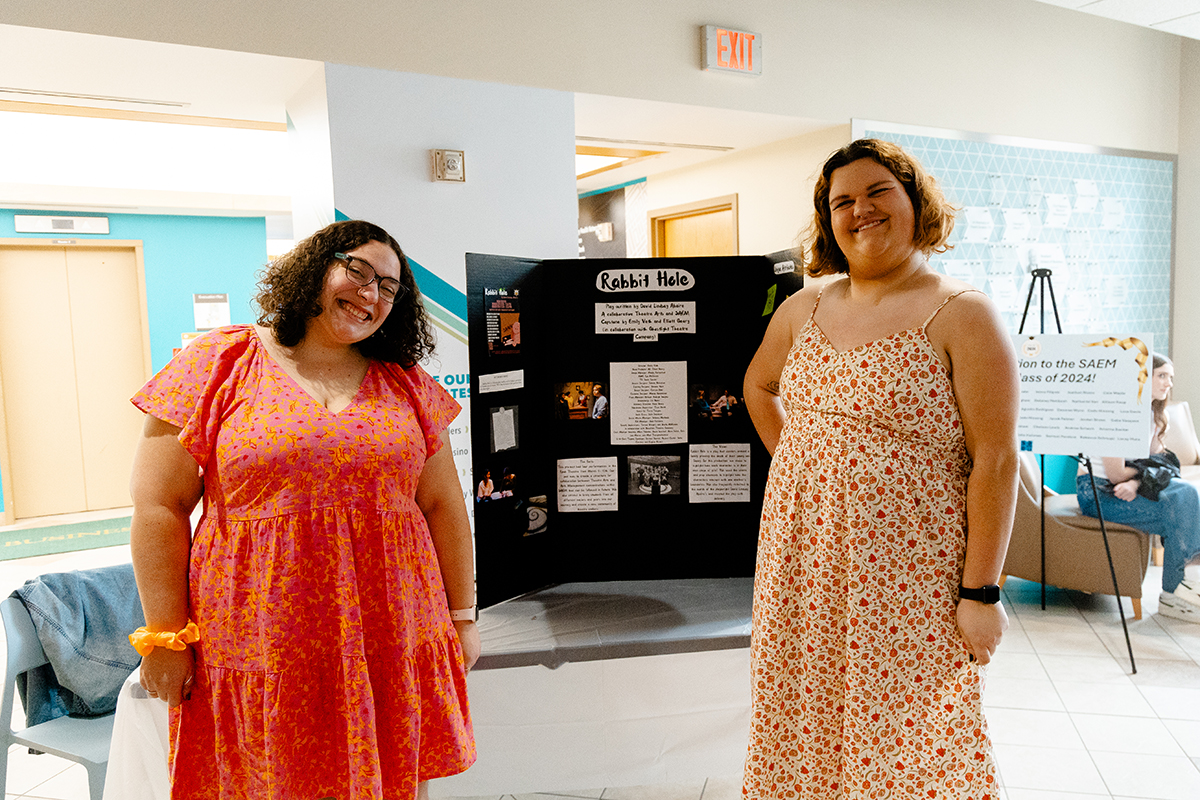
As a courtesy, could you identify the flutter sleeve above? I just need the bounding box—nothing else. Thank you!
[130,326,257,468]
[387,362,461,458]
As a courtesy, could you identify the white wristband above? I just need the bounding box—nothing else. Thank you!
[449,606,477,622]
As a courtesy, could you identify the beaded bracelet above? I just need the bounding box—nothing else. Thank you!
[129,621,201,656]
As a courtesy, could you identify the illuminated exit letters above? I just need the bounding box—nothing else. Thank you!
[702,25,762,76]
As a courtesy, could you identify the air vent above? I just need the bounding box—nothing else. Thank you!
[14,215,109,234]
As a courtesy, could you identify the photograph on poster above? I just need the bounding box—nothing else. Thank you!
[484,287,520,356]
[553,380,609,420]
[689,443,752,503]
[1012,332,1152,458]
[489,405,519,453]
[557,457,619,512]
[626,455,683,497]
[476,464,519,503]
[689,384,743,422]
[610,361,688,445]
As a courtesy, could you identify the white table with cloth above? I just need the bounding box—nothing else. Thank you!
[104,578,753,798]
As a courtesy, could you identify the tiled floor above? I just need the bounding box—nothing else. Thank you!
[1,510,1198,799]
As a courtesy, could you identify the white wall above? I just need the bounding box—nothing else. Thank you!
[1173,38,1200,405]
[324,63,578,287]
[0,0,1182,154]
[645,125,849,259]
[286,67,336,241]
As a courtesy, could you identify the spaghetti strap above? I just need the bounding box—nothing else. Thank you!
[922,289,982,328]
[809,285,828,323]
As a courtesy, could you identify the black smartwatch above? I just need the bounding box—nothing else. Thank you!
[958,584,1001,604]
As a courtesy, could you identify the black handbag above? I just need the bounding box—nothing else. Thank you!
[1126,450,1182,501]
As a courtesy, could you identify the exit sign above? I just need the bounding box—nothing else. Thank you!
[702,25,762,76]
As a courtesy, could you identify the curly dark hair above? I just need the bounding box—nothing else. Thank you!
[255,220,436,367]
[806,138,957,278]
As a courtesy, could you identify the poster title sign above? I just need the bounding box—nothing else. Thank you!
[702,25,762,76]
[1012,333,1152,458]
[596,268,694,292]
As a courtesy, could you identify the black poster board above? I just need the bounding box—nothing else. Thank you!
[466,254,802,606]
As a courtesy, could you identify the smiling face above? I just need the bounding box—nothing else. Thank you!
[827,158,919,277]
[310,239,400,348]
[1152,362,1174,402]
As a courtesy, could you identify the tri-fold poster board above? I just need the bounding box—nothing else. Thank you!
[466,253,803,606]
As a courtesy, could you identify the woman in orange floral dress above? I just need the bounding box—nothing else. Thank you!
[742,140,1019,799]
[130,220,476,799]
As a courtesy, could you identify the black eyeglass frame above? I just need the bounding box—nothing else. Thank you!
[333,252,406,303]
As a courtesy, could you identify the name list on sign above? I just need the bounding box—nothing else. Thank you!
[595,302,696,342]
[1012,333,1152,458]
[610,361,688,445]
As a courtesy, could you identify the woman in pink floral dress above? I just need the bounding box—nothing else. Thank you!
[130,220,476,799]
[742,140,1019,799]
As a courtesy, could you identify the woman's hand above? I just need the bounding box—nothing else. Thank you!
[1114,478,1140,502]
[454,620,481,672]
[139,646,194,707]
[956,599,1009,666]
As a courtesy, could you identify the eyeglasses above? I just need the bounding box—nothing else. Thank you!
[333,253,405,303]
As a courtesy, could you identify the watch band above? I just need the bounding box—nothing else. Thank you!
[958,584,1001,604]
[449,606,477,622]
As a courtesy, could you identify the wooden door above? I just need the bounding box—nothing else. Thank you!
[0,243,148,519]
[650,195,739,257]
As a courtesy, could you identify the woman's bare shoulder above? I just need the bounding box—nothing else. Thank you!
[777,279,840,326]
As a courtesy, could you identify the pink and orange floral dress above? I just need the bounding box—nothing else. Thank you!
[744,290,997,800]
[132,325,474,800]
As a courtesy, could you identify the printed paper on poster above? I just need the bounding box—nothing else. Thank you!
[610,361,688,445]
[556,457,619,512]
[689,443,752,503]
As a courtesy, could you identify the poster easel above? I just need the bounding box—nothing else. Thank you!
[1017,268,1137,673]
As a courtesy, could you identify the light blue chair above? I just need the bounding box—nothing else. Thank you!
[0,596,113,800]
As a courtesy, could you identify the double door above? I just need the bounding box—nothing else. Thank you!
[0,242,150,520]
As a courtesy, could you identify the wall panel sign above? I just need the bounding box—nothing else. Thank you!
[702,25,761,76]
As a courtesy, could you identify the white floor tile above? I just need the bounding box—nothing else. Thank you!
[996,626,1037,655]
[1072,713,1184,755]
[1003,790,1112,800]
[988,652,1050,680]
[991,744,1108,794]
[1127,657,1200,690]
[1163,719,1200,757]
[0,749,75,797]
[1055,681,1155,717]
[600,784,705,800]
[1139,685,1200,720]
[984,677,1064,711]
[18,763,92,800]
[986,708,1084,749]
[1025,630,1114,658]
[1038,653,1131,685]
[1099,630,1193,662]
[1093,751,1200,800]
[698,777,741,800]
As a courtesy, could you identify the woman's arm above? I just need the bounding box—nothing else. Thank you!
[935,293,1019,665]
[1098,456,1140,501]
[416,432,479,670]
[129,414,204,706]
[744,291,813,455]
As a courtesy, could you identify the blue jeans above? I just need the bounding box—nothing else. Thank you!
[1076,474,1200,593]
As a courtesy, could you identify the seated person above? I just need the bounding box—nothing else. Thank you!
[1076,353,1200,622]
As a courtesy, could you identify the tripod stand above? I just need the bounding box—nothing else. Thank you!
[1017,268,1136,673]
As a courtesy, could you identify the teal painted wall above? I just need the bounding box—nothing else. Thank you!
[0,210,265,370]
[0,210,266,513]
